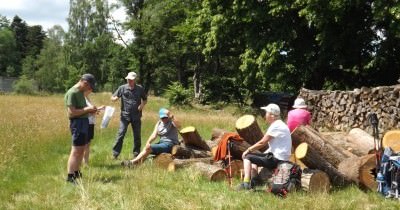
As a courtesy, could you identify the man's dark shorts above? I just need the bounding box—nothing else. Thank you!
[244,152,281,170]
[150,141,174,155]
[69,118,89,146]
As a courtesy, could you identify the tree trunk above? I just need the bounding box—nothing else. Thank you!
[292,125,353,167]
[171,144,211,159]
[301,169,331,193]
[167,157,214,172]
[338,154,377,191]
[153,153,173,170]
[180,126,210,150]
[235,115,264,147]
[192,162,227,182]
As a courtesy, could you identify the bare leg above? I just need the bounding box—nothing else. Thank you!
[251,163,258,179]
[131,145,152,164]
[243,158,252,181]
[68,145,85,174]
[83,143,90,165]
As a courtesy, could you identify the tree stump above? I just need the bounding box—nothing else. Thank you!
[153,153,174,170]
[171,145,211,159]
[167,157,214,172]
[180,126,210,150]
[192,162,227,182]
[301,169,331,193]
[338,154,377,191]
[235,115,264,147]
[383,130,400,153]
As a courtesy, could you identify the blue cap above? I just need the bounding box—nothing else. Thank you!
[159,108,168,118]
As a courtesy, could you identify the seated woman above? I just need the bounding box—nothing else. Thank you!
[122,108,181,167]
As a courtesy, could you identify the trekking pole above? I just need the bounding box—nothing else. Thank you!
[227,139,233,188]
[368,112,381,175]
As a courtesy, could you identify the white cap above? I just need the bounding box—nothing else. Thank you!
[293,98,307,109]
[260,103,280,116]
[125,72,137,80]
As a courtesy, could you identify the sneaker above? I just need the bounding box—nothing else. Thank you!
[236,182,251,191]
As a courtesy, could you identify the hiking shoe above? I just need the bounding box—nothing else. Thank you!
[236,182,252,191]
[74,170,82,179]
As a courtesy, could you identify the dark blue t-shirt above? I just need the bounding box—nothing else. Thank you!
[113,84,147,120]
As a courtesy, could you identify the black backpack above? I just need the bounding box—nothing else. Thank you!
[268,161,302,197]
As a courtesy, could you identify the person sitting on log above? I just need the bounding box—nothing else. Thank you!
[237,104,292,190]
[121,108,181,167]
[287,97,311,132]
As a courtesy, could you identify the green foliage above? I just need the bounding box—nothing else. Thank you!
[0,28,18,76]
[12,75,36,94]
[164,82,192,106]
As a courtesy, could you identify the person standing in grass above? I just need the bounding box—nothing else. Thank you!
[64,74,98,183]
[286,97,311,132]
[121,108,181,167]
[111,72,147,159]
[83,89,104,166]
[237,104,292,190]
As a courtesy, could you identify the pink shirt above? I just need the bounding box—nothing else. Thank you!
[287,109,311,132]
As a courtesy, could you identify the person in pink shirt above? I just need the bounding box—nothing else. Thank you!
[287,98,311,132]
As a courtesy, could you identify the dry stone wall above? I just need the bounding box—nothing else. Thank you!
[298,86,400,133]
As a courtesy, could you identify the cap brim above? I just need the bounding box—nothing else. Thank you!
[293,105,307,109]
[160,115,168,118]
[125,76,136,80]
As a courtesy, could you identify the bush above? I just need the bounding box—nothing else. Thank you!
[13,75,37,95]
[164,82,192,106]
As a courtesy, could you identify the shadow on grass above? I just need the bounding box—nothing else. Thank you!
[92,174,123,184]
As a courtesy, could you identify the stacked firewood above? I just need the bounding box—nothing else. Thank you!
[299,85,400,132]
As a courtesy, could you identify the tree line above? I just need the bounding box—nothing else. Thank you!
[1,0,399,106]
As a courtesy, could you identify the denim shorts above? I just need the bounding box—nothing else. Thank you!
[69,118,89,146]
[150,141,174,155]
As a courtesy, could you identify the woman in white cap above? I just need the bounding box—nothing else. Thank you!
[287,98,311,132]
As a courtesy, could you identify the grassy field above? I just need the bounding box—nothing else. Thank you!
[1,93,399,210]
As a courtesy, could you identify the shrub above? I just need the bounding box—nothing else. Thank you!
[164,82,192,106]
[13,75,37,95]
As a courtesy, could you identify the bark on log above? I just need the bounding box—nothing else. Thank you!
[338,154,377,191]
[347,128,375,154]
[235,115,264,147]
[297,143,352,186]
[192,162,227,182]
[180,126,210,151]
[320,132,359,157]
[167,157,214,172]
[229,140,254,160]
[301,169,331,193]
[153,153,174,169]
[292,125,353,167]
[171,145,211,159]
[383,130,400,153]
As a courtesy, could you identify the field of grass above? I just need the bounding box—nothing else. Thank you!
[1,93,399,209]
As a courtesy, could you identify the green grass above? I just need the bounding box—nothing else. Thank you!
[1,94,399,209]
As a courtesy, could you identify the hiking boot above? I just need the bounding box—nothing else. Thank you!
[236,182,252,191]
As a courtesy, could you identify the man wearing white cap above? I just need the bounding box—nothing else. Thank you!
[287,98,311,132]
[237,103,292,190]
[111,72,147,159]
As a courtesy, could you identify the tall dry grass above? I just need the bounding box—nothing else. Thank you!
[1,93,399,209]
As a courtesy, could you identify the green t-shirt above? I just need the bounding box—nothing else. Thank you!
[64,86,88,118]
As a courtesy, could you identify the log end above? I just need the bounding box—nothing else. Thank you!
[308,170,331,193]
[235,115,256,129]
[383,130,400,153]
[180,126,196,134]
[359,154,378,191]
[295,142,308,159]
[210,169,227,182]
[153,153,173,169]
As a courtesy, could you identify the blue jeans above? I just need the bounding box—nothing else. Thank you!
[112,116,141,156]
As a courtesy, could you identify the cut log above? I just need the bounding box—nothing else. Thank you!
[292,125,354,167]
[338,154,377,191]
[296,142,352,186]
[321,132,361,157]
[224,159,243,178]
[153,153,173,170]
[347,128,375,154]
[180,126,210,151]
[383,130,400,153]
[167,157,214,172]
[301,169,331,193]
[192,162,227,182]
[171,145,211,159]
[235,115,264,146]
[229,140,254,160]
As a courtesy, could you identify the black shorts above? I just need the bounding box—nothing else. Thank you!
[244,152,281,170]
[88,124,94,142]
[69,118,89,146]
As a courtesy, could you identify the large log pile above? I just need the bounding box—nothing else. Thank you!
[299,86,400,132]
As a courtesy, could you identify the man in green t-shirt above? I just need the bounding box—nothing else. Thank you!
[64,74,97,183]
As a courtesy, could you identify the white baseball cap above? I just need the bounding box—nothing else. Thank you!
[260,103,280,116]
[293,98,307,109]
